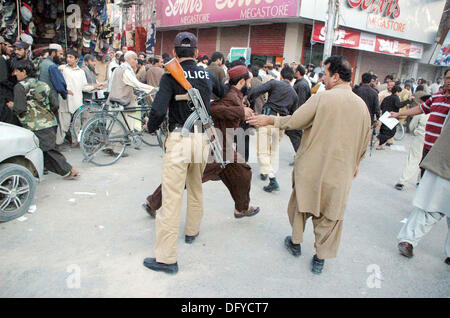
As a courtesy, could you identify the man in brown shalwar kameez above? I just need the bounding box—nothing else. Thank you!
[144,65,260,218]
[248,56,371,274]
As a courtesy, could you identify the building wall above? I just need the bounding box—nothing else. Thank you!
[417,64,442,82]
[358,51,403,83]
[283,23,305,65]
[198,28,217,57]
[249,24,286,57]
[219,25,250,57]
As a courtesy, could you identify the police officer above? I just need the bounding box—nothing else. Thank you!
[143,32,223,274]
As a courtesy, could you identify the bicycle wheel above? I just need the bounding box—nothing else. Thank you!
[71,104,103,142]
[80,115,128,166]
[140,110,161,147]
[140,131,160,146]
[394,123,405,141]
[156,129,167,150]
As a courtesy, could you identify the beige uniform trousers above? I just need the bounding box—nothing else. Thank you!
[287,188,344,259]
[155,130,209,264]
[257,125,284,175]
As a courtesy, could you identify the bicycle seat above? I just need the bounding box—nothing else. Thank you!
[110,97,131,106]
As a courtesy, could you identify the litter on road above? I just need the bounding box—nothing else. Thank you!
[28,205,37,214]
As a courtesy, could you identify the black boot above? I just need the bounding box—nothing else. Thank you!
[185,232,199,244]
[143,258,178,274]
[263,178,279,193]
[284,236,301,257]
[311,254,325,275]
[142,203,156,218]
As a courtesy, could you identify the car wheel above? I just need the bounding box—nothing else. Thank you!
[0,163,36,222]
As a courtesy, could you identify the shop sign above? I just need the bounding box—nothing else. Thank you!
[347,0,401,19]
[312,22,360,48]
[434,32,450,66]
[300,0,446,44]
[312,22,423,59]
[155,0,298,27]
[229,47,251,65]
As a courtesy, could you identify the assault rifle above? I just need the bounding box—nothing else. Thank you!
[164,58,227,169]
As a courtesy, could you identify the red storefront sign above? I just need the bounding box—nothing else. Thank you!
[374,35,410,57]
[347,0,401,19]
[312,22,360,48]
[155,0,298,27]
[312,22,423,59]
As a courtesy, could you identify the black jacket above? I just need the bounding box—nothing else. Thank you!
[147,59,224,133]
[353,84,380,122]
[293,77,311,109]
[247,79,298,116]
[0,55,20,125]
[380,94,407,113]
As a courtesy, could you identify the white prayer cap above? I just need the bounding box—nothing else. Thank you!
[49,43,63,50]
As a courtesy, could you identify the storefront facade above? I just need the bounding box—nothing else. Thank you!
[147,0,445,81]
[299,0,447,82]
[152,0,302,65]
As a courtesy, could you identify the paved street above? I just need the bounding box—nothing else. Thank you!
[0,133,448,298]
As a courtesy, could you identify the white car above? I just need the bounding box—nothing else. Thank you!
[0,123,44,222]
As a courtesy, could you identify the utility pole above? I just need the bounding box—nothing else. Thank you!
[323,0,340,62]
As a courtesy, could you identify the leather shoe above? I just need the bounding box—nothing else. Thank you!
[142,203,156,218]
[185,232,199,244]
[260,173,267,181]
[143,257,178,274]
[284,236,301,257]
[263,178,279,193]
[395,183,404,191]
[398,242,413,258]
[445,257,450,265]
[311,254,325,275]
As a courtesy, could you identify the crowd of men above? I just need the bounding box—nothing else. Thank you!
[0,31,448,276]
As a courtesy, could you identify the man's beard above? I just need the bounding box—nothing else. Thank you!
[241,85,248,96]
[53,56,62,65]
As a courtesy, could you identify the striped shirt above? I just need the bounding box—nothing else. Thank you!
[420,91,449,150]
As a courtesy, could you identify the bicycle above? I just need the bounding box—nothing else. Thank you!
[133,91,161,147]
[80,99,152,166]
[80,92,166,166]
[394,122,405,141]
[71,98,107,144]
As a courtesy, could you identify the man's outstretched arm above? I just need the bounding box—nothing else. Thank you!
[390,105,423,118]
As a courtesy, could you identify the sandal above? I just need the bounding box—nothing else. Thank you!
[234,206,260,219]
[64,170,80,180]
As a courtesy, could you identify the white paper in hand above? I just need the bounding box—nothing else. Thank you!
[379,111,399,130]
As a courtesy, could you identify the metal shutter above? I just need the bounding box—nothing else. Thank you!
[250,24,286,57]
[198,28,217,57]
